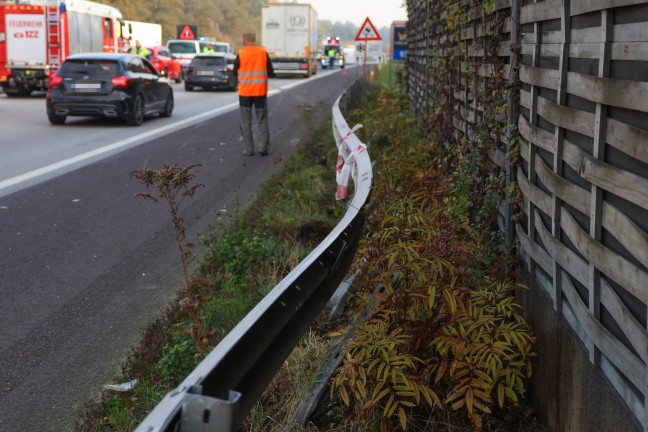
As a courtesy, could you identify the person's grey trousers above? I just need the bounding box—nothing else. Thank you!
[239,96,269,155]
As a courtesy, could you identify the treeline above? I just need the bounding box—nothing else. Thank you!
[103,0,264,47]
[104,0,390,52]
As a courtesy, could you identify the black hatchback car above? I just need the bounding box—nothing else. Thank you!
[46,53,174,126]
[184,53,237,92]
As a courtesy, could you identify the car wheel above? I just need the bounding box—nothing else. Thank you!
[160,92,173,117]
[184,83,193,92]
[48,113,66,125]
[126,94,144,126]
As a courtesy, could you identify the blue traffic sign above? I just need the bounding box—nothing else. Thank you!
[392,25,407,61]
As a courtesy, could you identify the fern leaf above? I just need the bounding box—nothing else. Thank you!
[398,406,408,431]
[473,400,492,414]
[422,386,442,408]
[395,389,417,398]
[377,362,388,382]
[340,385,350,407]
[428,286,437,310]
[472,388,493,403]
[385,395,398,417]
[504,386,519,403]
[469,412,484,431]
[445,386,467,404]
[450,397,466,411]
[356,379,368,399]
[435,361,447,383]
[373,387,391,403]
[466,387,474,414]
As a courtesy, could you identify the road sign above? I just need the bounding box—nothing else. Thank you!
[391,22,407,60]
[354,17,382,41]
[177,25,197,40]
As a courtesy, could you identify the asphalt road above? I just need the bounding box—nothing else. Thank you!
[0,66,359,432]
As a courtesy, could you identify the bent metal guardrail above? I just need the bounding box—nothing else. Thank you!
[135,79,372,432]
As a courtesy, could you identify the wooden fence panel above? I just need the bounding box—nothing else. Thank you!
[406,0,648,429]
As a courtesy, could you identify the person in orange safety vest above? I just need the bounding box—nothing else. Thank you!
[232,33,275,156]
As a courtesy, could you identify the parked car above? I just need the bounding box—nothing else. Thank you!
[46,53,174,126]
[166,39,211,79]
[147,46,182,83]
[184,53,237,92]
[209,41,236,61]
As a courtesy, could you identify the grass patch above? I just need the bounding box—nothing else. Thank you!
[75,106,347,431]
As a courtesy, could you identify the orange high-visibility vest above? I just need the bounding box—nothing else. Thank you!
[238,46,269,97]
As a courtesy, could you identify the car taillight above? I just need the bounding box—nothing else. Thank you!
[219,68,229,73]
[111,76,132,88]
[49,75,63,88]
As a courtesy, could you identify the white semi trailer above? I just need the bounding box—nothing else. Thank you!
[261,2,318,77]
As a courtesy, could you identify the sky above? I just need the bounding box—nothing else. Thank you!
[305,0,408,30]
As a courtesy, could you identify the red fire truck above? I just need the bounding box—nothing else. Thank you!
[0,0,125,96]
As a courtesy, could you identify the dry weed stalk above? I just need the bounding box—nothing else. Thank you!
[131,163,212,354]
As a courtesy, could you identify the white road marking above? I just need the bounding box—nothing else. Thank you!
[0,103,238,196]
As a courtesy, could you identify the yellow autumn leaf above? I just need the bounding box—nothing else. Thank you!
[466,387,474,414]
[340,385,350,407]
[450,397,466,411]
[504,386,518,403]
[398,406,407,430]
[385,395,397,417]
[473,400,492,414]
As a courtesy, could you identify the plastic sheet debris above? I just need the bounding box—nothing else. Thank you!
[103,379,138,392]
[335,124,366,200]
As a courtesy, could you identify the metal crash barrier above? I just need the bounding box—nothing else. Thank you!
[135,77,372,432]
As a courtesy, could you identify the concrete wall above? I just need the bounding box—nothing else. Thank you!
[517,270,641,432]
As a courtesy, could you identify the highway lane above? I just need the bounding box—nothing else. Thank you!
[0,66,358,431]
[0,70,349,197]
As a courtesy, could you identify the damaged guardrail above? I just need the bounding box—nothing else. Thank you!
[135,77,372,432]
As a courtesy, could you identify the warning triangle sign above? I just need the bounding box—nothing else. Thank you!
[179,25,195,40]
[354,17,381,41]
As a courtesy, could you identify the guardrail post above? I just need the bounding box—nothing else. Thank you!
[181,387,241,432]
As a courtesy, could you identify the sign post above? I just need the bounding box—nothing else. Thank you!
[354,17,381,75]
[389,21,407,86]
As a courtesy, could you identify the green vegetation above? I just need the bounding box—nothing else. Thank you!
[104,0,264,44]
[76,63,539,432]
[325,66,538,431]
